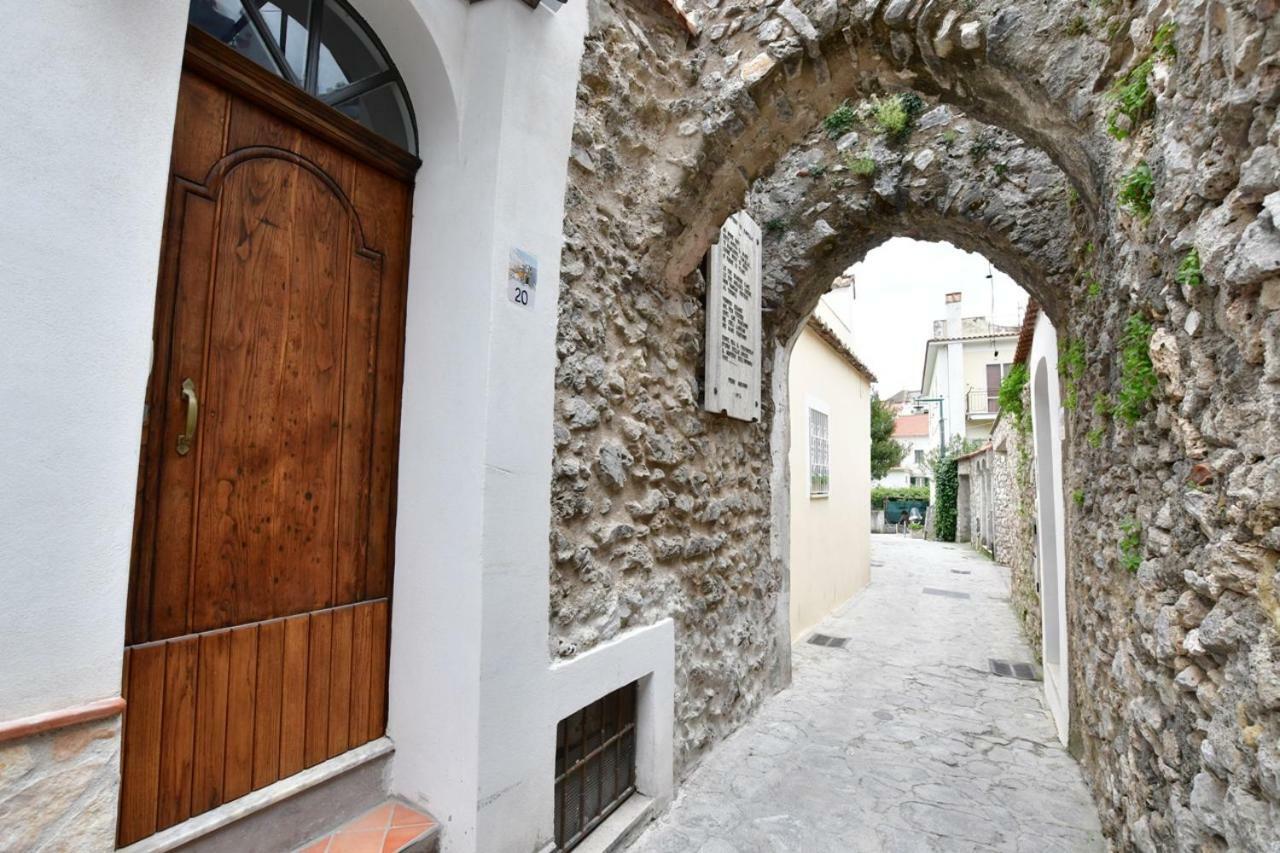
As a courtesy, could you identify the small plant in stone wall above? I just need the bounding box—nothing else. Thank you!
[844,153,877,177]
[1106,22,1177,140]
[1119,517,1143,573]
[1058,339,1087,410]
[1175,247,1203,288]
[998,363,1031,435]
[1116,314,1158,425]
[823,101,856,138]
[1118,161,1155,220]
[867,92,925,142]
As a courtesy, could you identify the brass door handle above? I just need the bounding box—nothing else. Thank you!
[177,378,198,456]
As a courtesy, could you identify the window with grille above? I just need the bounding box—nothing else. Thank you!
[809,407,830,497]
[554,682,637,851]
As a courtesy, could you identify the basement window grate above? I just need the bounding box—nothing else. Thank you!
[950,569,972,575]
[554,681,637,851]
[989,659,1041,681]
[922,587,971,599]
[807,634,849,648]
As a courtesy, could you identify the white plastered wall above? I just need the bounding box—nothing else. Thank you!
[0,2,190,722]
[1028,313,1070,745]
[0,3,612,851]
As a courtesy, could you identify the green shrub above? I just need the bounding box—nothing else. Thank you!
[1072,489,1085,506]
[934,457,959,542]
[1175,248,1202,288]
[764,217,787,235]
[824,101,856,138]
[969,133,995,162]
[871,95,909,137]
[1086,276,1102,299]
[1118,162,1155,220]
[1087,426,1105,448]
[845,154,877,177]
[1116,314,1158,424]
[998,363,1031,435]
[941,129,959,147]
[1065,15,1088,36]
[1119,518,1143,573]
[871,485,931,508]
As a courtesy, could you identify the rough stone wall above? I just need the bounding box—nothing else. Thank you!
[555,0,1280,847]
[991,412,1042,661]
[0,719,120,851]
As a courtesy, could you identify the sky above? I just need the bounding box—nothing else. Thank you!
[819,238,1027,398]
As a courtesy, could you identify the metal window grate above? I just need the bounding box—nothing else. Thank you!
[554,682,637,851]
[922,587,971,599]
[989,659,1041,681]
[807,633,849,648]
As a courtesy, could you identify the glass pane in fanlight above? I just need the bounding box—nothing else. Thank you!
[334,83,414,152]
[315,0,388,96]
[257,0,312,80]
[188,0,280,76]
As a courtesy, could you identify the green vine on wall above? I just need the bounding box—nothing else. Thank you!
[1119,517,1143,573]
[934,457,959,542]
[1118,162,1155,220]
[1175,248,1203,288]
[1116,314,1158,425]
[1059,339,1087,410]
[999,363,1032,435]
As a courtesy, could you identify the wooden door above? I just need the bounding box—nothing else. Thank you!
[119,32,415,846]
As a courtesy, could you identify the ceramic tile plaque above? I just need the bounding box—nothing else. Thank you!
[705,211,762,421]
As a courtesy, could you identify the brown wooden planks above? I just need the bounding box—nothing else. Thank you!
[279,613,311,777]
[118,645,165,846]
[170,72,230,183]
[328,606,355,756]
[156,637,198,830]
[147,190,219,642]
[368,599,389,741]
[192,630,231,813]
[304,610,333,767]
[252,618,285,790]
[349,603,374,740]
[223,624,258,800]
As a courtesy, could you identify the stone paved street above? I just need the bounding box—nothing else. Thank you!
[627,537,1104,853]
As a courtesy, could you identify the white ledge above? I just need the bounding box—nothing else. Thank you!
[118,738,395,853]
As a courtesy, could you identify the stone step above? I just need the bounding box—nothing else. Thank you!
[294,800,439,853]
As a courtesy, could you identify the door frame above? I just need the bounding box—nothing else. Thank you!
[127,27,420,644]
[120,27,420,844]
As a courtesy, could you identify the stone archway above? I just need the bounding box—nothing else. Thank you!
[553,0,1280,848]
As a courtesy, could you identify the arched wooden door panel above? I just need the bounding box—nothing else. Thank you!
[119,32,415,847]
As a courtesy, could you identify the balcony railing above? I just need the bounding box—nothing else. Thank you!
[967,389,999,417]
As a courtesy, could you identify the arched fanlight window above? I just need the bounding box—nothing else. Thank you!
[189,0,418,153]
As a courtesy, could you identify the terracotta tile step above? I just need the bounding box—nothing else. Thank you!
[295,800,439,853]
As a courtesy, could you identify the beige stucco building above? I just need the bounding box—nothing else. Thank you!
[786,297,875,641]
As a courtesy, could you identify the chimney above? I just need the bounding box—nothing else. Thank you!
[944,291,962,338]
